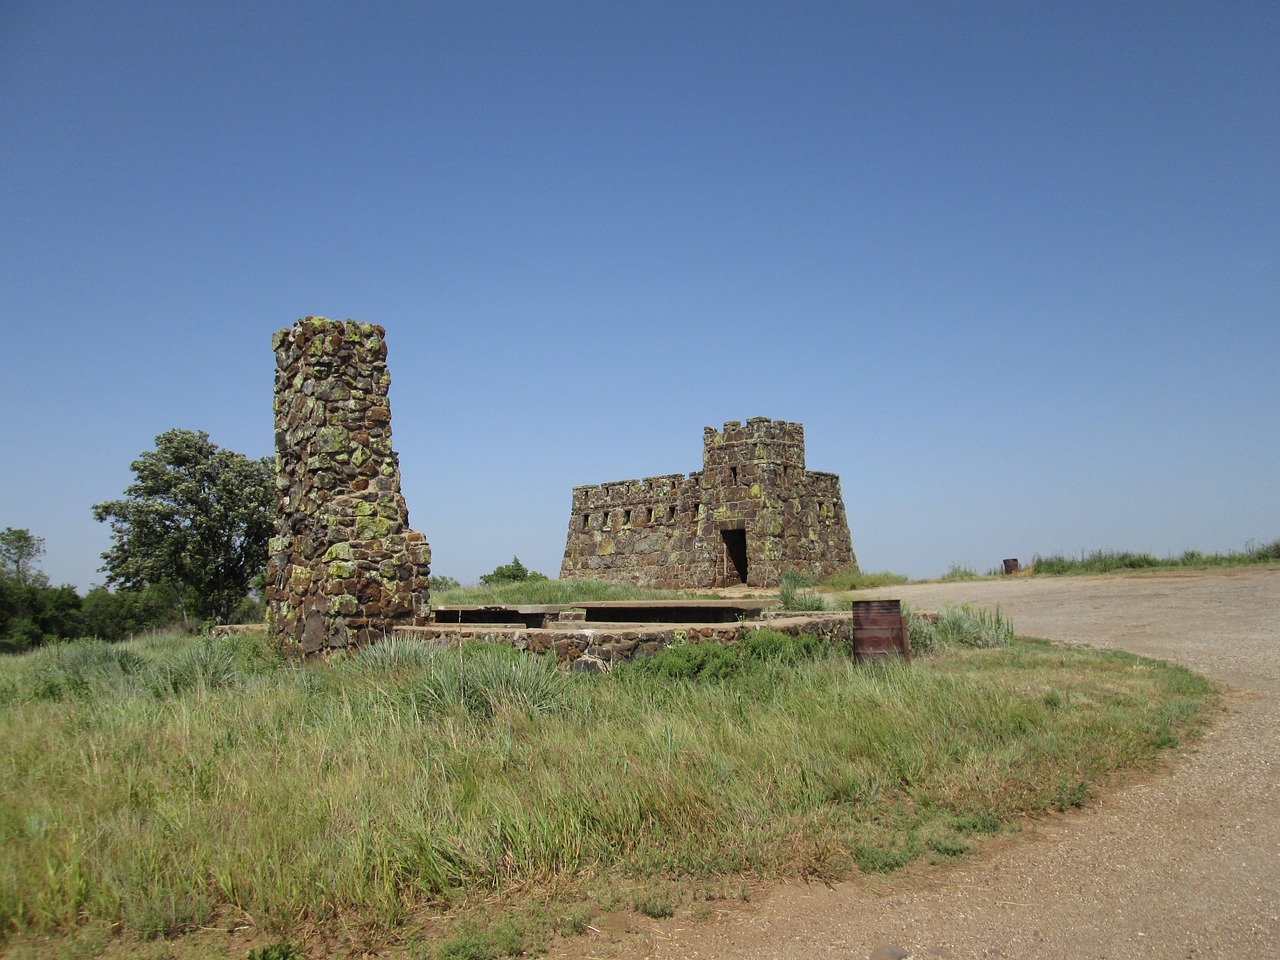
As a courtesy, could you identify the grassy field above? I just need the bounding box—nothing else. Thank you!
[1028,539,1280,575]
[819,538,1280,589]
[0,611,1214,959]
[430,578,709,605]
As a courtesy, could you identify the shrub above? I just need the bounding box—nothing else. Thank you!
[630,629,831,681]
[904,604,1012,653]
[152,638,244,695]
[934,605,1013,648]
[742,629,825,665]
[406,644,569,719]
[632,640,742,682]
[903,603,940,654]
[941,563,979,582]
[478,557,547,586]
[25,640,150,701]
[776,573,830,612]
[346,636,441,672]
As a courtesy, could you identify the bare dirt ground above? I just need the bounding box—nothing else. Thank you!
[550,566,1280,960]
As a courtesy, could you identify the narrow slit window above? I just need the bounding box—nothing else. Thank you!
[581,513,589,530]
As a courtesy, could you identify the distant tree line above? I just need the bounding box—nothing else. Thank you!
[1,429,273,653]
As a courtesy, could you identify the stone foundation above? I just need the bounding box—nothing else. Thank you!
[399,609,872,668]
[264,317,431,654]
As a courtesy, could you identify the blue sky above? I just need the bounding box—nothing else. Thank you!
[2,1,1276,590]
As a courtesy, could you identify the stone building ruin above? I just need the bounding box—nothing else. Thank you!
[560,418,855,589]
[265,317,431,653]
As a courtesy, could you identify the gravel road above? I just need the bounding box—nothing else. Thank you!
[556,566,1280,960]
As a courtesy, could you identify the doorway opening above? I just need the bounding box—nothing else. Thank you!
[721,529,748,585]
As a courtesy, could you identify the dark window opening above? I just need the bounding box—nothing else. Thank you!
[581,513,589,530]
[730,466,738,484]
[721,529,748,585]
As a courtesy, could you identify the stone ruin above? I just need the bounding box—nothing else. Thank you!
[264,317,431,654]
[261,324,863,657]
[560,418,856,589]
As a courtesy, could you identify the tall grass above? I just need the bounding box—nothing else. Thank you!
[775,573,831,612]
[903,604,1013,654]
[1032,539,1280,575]
[0,625,1213,954]
[823,569,911,591]
[940,562,981,582]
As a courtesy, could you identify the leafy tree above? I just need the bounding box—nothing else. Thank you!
[429,573,461,592]
[478,556,547,586]
[81,583,183,642]
[93,429,274,624]
[0,528,81,651]
[0,528,48,588]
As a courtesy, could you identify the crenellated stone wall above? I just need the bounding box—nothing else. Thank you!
[265,317,431,654]
[560,418,855,589]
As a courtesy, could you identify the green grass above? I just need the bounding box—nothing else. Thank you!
[775,573,831,612]
[430,578,708,606]
[822,569,912,590]
[1031,539,1280,575]
[905,604,1015,654]
[0,623,1215,958]
[940,562,981,582]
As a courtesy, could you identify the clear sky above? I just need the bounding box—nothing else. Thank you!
[2,1,1276,591]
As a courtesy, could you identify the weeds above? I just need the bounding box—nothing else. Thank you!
[904,603,1013,652]
[940,563,980,582]
[625,628,826,681]
[404,645,570,719]
[775,573,831,612]
[247,944,306,960]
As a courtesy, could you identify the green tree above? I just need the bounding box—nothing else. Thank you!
[0,528,48,588]
[0,529,84,651]
[92,429,274,624]
[81,583,182,642]
[429,573,461,592]
[479,556,547,586]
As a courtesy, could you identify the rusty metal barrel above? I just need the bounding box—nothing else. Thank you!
[850,598,910,661]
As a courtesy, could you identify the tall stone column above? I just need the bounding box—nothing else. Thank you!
[264,317,431,653]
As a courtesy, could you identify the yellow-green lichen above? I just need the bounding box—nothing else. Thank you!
[322,543,352,562]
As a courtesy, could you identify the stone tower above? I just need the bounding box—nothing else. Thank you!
[265,317,431,654]
[561,418,855,589]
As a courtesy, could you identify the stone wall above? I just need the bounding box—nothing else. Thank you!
[265,317,431,654]
[560,418,855,588]
[396,612,859,669]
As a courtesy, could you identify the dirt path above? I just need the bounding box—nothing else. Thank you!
[554,566,1280,960]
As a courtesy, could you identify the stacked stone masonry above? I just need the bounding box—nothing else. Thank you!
[265,317,431,653]
[560,418,856,588]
